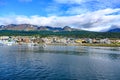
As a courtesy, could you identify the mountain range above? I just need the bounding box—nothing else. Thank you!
[0,24,120,32]
[107,28,120,32]
[0,24,79,31]
[106,25,120,32]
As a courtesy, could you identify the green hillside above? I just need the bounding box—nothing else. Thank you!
[0,30,120,39]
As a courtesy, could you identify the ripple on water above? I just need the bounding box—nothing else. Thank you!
[0,45,120,80]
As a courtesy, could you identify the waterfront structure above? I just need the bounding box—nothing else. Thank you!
[1,36,119,46]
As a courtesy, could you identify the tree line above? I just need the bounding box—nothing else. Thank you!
[0,30,120,39]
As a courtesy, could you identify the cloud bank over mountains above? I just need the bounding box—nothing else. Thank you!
[0,0,120,31]
[0,8,120,31]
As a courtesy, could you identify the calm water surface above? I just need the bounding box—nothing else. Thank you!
[0,45,120,80]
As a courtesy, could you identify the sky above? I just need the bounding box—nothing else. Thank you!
[0,0,120,31]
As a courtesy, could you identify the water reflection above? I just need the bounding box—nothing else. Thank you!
[10,45,87,56]
[0,45,120,80]
[7,45,120,60]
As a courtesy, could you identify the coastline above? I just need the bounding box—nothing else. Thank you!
[47,43,120,47]
[0,36,120,47]
[81,43,120,47]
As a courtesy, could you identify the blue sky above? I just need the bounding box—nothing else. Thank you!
[0,0,120,31]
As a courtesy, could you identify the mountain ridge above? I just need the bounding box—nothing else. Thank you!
[107,28,120,32]
[106,25,120,32]
[0,24,80,31]
[1,24,120,32]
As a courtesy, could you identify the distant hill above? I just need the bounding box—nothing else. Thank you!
[106,25,120,32]
[107,28,120,32]
[0,24,120,38]
[2,24,37,31]
[37,26,63,31]
[0,25,5,30]
[0,30,120,38]
[0,24,80,31]
[1,24,120,33]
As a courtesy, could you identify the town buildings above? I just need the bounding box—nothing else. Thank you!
[0,36,119,46]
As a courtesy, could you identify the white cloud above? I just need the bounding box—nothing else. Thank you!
[54,0,120,6]
[66,7,89,15]
[0,8,120,31]
[54,0,83,4]
[54,0,120,14]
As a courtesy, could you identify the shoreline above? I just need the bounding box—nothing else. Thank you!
[47,43,120,47]
[81,43,120,47]
[1,42,120,47]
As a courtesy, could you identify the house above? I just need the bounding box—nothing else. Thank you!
[100,38,111,44]
[75,39,82,44]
